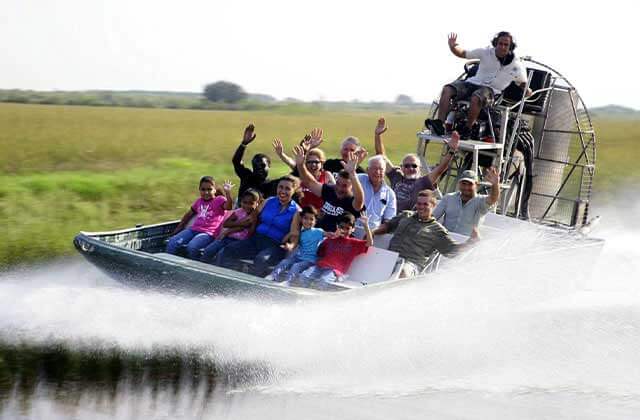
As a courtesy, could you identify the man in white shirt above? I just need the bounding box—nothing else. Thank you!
[426,31,532,139]
[354,155,397,238]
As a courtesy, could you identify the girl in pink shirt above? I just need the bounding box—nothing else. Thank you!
[201,189,261,264]
[166,176,234,259]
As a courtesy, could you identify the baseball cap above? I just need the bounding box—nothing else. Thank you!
[459,170,477,184]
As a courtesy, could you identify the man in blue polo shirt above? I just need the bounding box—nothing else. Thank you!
[354,155,397,238]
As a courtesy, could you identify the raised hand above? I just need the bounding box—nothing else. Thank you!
[292,145,306,166]
[445,130,460,151]
[299,134,312,152]
[375,117,387,136]
[341,151,358,174]
[242,124,256,145]
[355,147,368,165]
[359,211,369,227]
[272,138,284,155]
[484,166,500,185]
[223,180,235,192]
[309,128,324,149]
[448,32,458,48]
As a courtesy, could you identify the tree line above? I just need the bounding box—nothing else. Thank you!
[0,81,420,111]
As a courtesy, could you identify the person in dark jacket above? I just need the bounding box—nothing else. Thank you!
[232,124,279,199]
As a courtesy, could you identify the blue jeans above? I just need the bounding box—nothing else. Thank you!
[218,233,286,277]
[270,255,315,283]
[299,265,339,288]
[201,237,238,264]
[166,229,215,260]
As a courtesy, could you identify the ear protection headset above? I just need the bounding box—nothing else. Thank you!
[491,31,516,51]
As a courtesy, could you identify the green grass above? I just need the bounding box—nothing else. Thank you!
[1,102,638,267]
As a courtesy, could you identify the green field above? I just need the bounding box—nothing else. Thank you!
[1,103,638,267]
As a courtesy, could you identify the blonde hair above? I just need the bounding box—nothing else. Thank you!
[307,148,326,162]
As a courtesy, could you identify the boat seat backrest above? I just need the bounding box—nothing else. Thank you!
[345,246,400,285]
[501,68,551,114]
[372,233,393,249]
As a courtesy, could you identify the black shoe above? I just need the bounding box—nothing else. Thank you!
[458,125,472,140]
[425,119,445,136]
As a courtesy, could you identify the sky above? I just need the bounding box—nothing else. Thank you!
[2,0,638,109]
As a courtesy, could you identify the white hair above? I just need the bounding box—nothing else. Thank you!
[341,136,361,149]
[402,153,420,164]
[367,154,386,170]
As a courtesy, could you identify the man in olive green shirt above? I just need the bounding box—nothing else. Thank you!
[373,190,477,277]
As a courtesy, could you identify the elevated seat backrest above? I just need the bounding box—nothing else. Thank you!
[464,62,551,115]
[345,246,400,285]
[502,68,551,114]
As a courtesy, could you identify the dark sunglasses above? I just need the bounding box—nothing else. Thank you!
[403,163,419,169]
[306,160,322,165]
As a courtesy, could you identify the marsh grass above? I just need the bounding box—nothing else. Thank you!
[1,103,638,266]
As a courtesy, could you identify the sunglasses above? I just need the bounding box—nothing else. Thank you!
[306,160,322,165]
[403,163,419,169]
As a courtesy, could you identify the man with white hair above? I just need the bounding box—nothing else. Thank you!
[323,136,366,178]
[374,117,460,211]
[354,154,397,238]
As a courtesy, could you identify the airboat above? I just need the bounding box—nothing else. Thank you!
[74,57,604,300]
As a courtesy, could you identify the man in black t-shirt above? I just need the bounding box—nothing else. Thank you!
[293,146,364,232]
[323,136,366,179]
[232,124,278,199]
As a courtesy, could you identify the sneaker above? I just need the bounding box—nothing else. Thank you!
[425,119,445,136]
[458,125,472,140]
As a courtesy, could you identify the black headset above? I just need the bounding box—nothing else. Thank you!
[491,31,517,51]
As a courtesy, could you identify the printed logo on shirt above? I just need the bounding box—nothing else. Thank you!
[321,201,345,217]
[197,204,210,219]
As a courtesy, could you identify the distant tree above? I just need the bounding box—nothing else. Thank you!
[395,94,413,105]
[203,81,248,103]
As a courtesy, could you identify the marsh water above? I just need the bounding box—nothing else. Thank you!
[1,204,640,419]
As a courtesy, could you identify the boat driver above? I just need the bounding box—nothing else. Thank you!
[426,31,532,140]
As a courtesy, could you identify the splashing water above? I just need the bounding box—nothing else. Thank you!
[1,207,639,419]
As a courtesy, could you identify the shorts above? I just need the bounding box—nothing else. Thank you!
[447,80,495,107]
